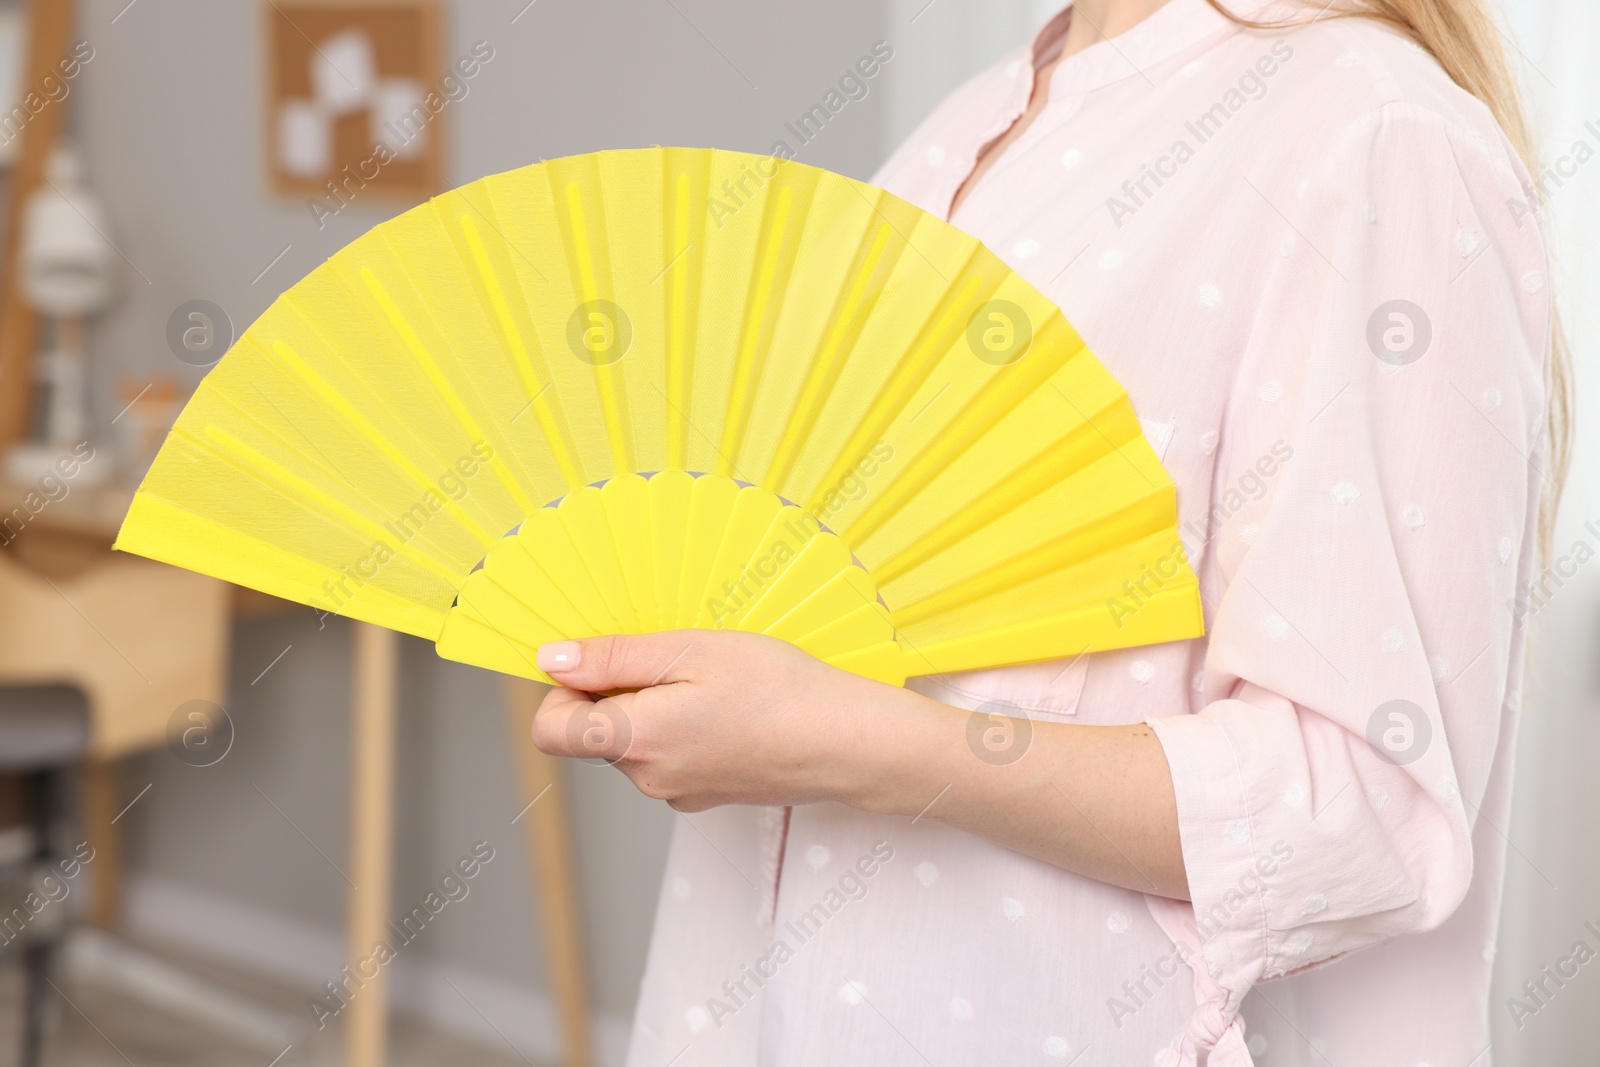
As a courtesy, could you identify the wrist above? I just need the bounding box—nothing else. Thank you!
[830,680,962,816]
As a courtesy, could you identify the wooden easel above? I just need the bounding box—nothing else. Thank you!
[0,0,75,446]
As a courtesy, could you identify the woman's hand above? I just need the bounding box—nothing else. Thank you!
[531,629,1189,899]
[531,630,927,812]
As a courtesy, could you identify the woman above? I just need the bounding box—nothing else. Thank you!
[535,1,1565,1063]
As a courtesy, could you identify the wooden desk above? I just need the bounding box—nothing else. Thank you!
[0,480,592,1067]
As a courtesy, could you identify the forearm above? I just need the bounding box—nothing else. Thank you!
[837,683,1191,900]
[532,630,1190,900]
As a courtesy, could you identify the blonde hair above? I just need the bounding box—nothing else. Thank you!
[1206,0,1572,555]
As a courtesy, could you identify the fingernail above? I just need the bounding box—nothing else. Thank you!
[537,640,582,672]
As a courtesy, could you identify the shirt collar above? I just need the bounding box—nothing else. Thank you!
[1003,0,1287,100]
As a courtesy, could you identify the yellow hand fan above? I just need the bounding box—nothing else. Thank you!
[115,148,1202,687]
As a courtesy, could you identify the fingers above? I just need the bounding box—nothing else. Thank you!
[531,682,714,810]
[536,631,701,692]
[531,685,636,762]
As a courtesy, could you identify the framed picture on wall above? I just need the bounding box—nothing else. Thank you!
[262,0,444,211]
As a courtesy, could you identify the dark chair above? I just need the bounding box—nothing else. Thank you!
[0,684,90,1067]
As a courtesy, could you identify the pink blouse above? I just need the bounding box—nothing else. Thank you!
[625,2,1550,1065]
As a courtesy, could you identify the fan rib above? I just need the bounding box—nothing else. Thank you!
[792,600,893,660]
[891,493,1177,627]
[762,567,878,643]
[358,267,539,515]
[262,336,496,548]
[436,612,545,679]
[483,538,593,635]
[901,575,1200,678]
[725,512,844,632]
[696,487,783,628]
[763,219,896,494]
[455,213,586,493]
[117,490,450,641]
[523,510,623,633]
[450,583,548,675]
[560,488,642,632]
[203,383,485,569]
[676,475,739,627]
[648,471,693,632]
[715,186,794,477]
[603,476,659,631]
[664,169,703,470]
[456,572,558,643]
[873,400,1143,585]
[803,261,998,514]
[844,324,1086,545]
[561,180,633,475]
[192,425,459,586]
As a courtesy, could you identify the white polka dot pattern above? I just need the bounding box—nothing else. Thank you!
[633,15,1550,1064]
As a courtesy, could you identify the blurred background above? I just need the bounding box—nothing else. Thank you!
[0,0,1591,1064]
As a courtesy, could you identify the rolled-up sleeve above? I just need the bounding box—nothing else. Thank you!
[1148,98,1550,994]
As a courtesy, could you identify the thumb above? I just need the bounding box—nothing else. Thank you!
[536,631,699,692]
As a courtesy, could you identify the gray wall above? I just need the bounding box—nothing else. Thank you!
[76,0,895,1023]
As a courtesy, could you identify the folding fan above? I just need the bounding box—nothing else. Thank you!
[115,148,1202,687]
